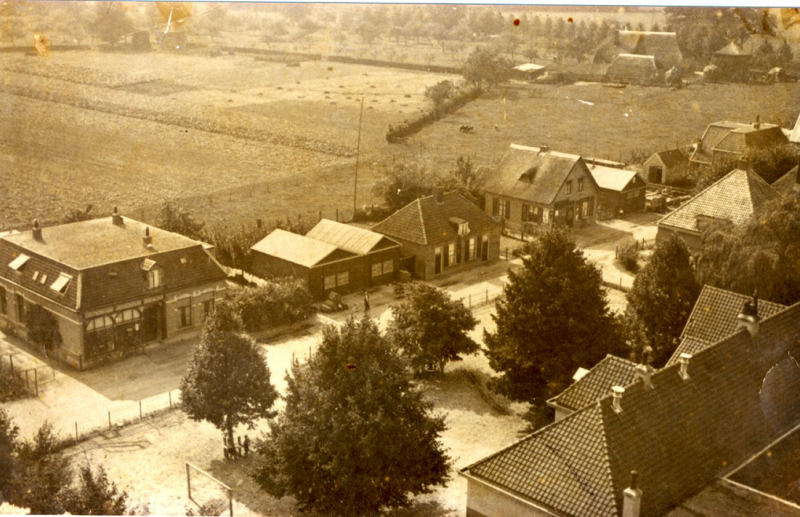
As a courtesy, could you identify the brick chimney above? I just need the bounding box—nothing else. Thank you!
[737,291,759,337]
[753,114,760,129]
[540,143,549,153]
[622,471,642,517]
[111,206,123,225]
[433,187,444,203]
[31,220,42,241]
[678,353,692,381]
[143,227,153,247]
[611,386,625,413]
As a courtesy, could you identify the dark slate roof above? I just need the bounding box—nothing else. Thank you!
[771,165,800,196]
[0,242,81,309]
[652,149,687,169]
[548,355,638,412]
[666,285,785,366]
[606,53,658,80]
[658,169,779,233]
[465,301,800,517]
[372,192,499,246]
[484,144,594,205]
[306,219,398,256]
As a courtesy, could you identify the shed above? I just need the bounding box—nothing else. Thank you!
[512,63,546,80]
[642,149,688,184]
[588,165,646,217]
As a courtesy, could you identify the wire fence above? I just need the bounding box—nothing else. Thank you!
[453,284,505,311]
[4,354,58,398]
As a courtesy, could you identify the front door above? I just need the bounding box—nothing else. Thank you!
[565,206,574,227]
[434,247,442,275]
[142,304,161,343]
[481,235,489,261]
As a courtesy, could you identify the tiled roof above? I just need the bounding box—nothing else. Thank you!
[466,301,800,517]
[666,285,785,366]
[690,121,787,164]
[484,144,593,205]
[594,31,682,70]
[372,192,499,246]
[589,166,642,192]
[653,149,687,169]
[250,229,346,268]
[306,219,398,256]
[0,242,81,309]
[606,53,658,80]
[771,165,800,196]
[658,169,779,233]
[548,355,638,412]
[790,114,800,144]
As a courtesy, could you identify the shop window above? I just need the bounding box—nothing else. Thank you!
[179,305,192,328]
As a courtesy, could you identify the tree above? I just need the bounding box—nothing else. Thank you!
[754,39,776,70]
[484,230,624,403]
[63,204,95,223]
[777,39,793,69]
[180,301,279,450]
[0,409,19,502]
[251,317,450,516]
[424,80,453,113]
[11,423,73,515]
[461,45,512,90]
[745,143,800,185]
[92,2,134,46]
[155,199,205,241]
[63,465,127,516]
[25,305,62,356]
[388,283,478,373]
[372,161,437,212]
[625,235,700,367]
[438,155,487,205]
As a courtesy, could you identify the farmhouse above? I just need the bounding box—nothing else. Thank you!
[711,42,753,82]
[461,294,800,517]
[0,210,228,370]
[484,144,599,232]
[641,149,688,184]
[594,30,683,70]
[371,191,500,280]
[689,118,788,167]
[249,220,400,300]
[605,53,660,84]
[588,165,646,218]
[656,169,779,253]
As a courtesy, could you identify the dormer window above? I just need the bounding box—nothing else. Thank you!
[51,273,72,294]
[148,268,162,289]
[449,217,470,236]
[8,254,29,271]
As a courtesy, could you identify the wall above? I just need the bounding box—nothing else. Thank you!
[466,478,554,517]
[485,192,555,234]
[163,280,228,343]
[597,187,646,218]
[656,225,703,254]
[389,230,500,280]
[642,155,665,183]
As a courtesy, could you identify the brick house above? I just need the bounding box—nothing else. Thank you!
[589,165,646,218]
[641,149,688,184]
[249,220,400,300]
[689,118,788,168]
[484,144,600,232]
[371,191,501,280]
[0,211,228,370]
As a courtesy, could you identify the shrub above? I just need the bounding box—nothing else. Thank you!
[231,278,314,333]
[617,243,640,273]
[0,361,27,402]
[386,85,482,141]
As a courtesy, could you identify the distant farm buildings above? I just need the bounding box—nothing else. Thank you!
[595,30,683,84]
[708,42,753,82]
[606,53,660,84]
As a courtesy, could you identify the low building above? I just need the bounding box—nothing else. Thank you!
[589,165,646,218]
[689,118,788,167]
[249,220,400,300]
[656,168,779,253]
[0,211,228,370]
[641,149,688,184]
[605,53,660,84]
[461,294,800,517]
[371,191,500,280]
[512,63,546,81]
[711,42,753,82]
[484,144,600,231]
[594,30,683,70]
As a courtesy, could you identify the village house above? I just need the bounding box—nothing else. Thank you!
[0,210,228,370]
[371,191,500,280]
[656,168,779,253]
[588,165,646,218]
[484,144,600,232]
[461,293,800,517]
[689,118,788,168]
[641,149,688,184]
[249,220,400,300]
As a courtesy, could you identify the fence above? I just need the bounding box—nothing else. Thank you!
[4,354,57,397]
[454,285,505,311]
[615,238,656,258]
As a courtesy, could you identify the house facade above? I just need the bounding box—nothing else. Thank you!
[372,191,501,280]
[249,221,400,300]
[641,149,688,184]
[0,212,228,370]
[589,165,646,218]
[484,144,600,232]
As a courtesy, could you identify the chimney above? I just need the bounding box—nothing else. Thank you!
[678,353,692,381]
[753,114,760,129]
[611,385,625,413]
[143,227,153,247]
[111,206,123,225]
[737,291,759,337]
[433,187,444,203]
[31,220,42,241]
[540,143,549,153]
[622,471,642,517]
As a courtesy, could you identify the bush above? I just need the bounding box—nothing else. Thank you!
[0,361,27,402]
[386,85,482,141]
[231,278,314,333]
[617,243,640,273]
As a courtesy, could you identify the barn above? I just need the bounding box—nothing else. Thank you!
[588,165,647,218]
[606,53,659,84]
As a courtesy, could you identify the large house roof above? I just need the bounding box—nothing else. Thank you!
[589,165,643,192]
[251,229,348,268]
[690,120,787,165]
[548,355,637,413]
[371,192,499,246]
[464,300,800,517]
[485,144,594,205]
[666,285,785,366]
[594,30,682,70]
[658,169,779,233]
[306,219,398,256]
[606,53,658,80]
[715,42,751,57]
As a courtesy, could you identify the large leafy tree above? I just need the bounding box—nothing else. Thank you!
[372,161,437,213]
[484,230,624,403]
[0,409,19,502]
[388,283,479,373]
[180,301,279,449]
[156,199,205,241]
[626,234,701,367]
[63,465,128,516]
[251,317,451,516]
[11,423,73,515]
[461,45,512,90]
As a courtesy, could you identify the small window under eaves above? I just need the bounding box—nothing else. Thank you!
[8,254,29,271]
[51,273,73,294]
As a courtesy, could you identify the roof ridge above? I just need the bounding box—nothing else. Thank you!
[416,198,427,245]
[657,168,744,227]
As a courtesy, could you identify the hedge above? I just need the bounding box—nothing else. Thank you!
[386,85,483,142]
[231,278,314,334]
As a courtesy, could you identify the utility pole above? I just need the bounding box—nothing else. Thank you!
[353,95,365,216]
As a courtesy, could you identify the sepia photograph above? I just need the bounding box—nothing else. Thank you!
[1,2,800,516]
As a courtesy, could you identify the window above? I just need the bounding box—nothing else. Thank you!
[337,272,349,286]
[543,209,550,224]
[0,286,6,315]
[578,178,584,192]
[502,199,511,219]
[15,294,24,322]
[203,299,215,320]
[566,181,572,195]
[324,275,336,290]
[8,254,29,271]
[51,273,72,294]
[582,200,589,218]
[521,204,529,222]
[86,315,114,332]
[492,197,500,216]
[148,268,162,289]
[382,260,393,274]
[32,271,39,281]
[179,305,192,328]
[39,274,47,285]
[372,263,382,278]
[468,237,477,260]
[448,243,456,267]
[494,198,510,219]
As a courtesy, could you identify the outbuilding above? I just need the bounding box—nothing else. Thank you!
[642,149,688,184]
[589,165,646,218]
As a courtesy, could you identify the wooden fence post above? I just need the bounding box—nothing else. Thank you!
[75,422,78,440]
[186,464,192,500]
[108,411,111,430]
[139,400,143,420]
[169,391,172,409]
[34,369,38,397]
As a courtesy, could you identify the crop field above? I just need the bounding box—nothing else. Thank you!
[0,49,457,229]
[389,80,800,171]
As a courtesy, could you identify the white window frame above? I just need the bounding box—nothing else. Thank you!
[148,268,162,289]
[448,243,456,266]
[582,200,589,218]
[468,237,477,260]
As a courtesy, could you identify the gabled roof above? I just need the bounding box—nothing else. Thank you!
[594,30,682,70]
[464,301,800,517]
[372,192,499,246]
[306,219,397,256]
[606,53,658,80]
[790,114,800,144]
[650,149,687,169]
[715,42,751,57]
[484,144,594,205]
[589,166,643,192]
[666,285,785,366]
[250,229,345,268]
[658,169,779,233]
[690,120,787,164]
[771,165,800,196]
[548,355,638,412]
